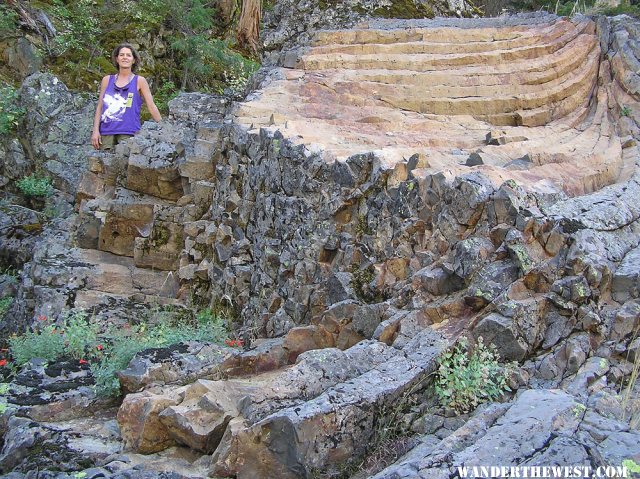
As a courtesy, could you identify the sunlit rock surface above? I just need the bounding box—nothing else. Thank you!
[235,13,633,197]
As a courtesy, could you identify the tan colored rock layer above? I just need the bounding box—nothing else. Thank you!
[234,14,635,197]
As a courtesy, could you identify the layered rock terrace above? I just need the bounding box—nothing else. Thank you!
[235,13,628,197]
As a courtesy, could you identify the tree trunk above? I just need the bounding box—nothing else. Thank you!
[217,0,236,26]
[237,0,261,55]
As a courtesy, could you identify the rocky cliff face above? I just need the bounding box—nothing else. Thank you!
[1,10,640,479]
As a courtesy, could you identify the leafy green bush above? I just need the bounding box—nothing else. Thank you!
[153,81,180,115]
[16,174,54,198]
[9,321,66,366]
[9,311,98,365]
[91,333,145,397]
[435,337,512,414]
[91,311,227,396]
[50,0,99,55]
[0,297,12,317]
[0,4,19,38]
[64,311,99,359]
[0,84,24,135]
[7,306,230,397]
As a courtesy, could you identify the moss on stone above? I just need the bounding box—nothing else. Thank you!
[151,224,171,248]
[350,264,387,303]
[355,0,436,19]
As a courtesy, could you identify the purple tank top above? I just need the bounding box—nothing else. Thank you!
[99,74,143,136]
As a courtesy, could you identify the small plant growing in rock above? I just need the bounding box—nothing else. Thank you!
[623,459,640,474]
[9,315,66,365]
[572,402,586,417]
[7,306,230,398]
[63,311,99,359]
[435,337,512,414]
[0,83,24,135]
[0,297,12,318]
[220,60,259,99]
[621,105,632,117]
[16,174,54,198]
[0,383,10,414]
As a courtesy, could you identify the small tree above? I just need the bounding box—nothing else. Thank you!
[237,0,261,54]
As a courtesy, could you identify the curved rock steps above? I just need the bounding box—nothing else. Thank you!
[234,13,630,197]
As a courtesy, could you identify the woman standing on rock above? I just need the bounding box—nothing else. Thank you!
[91,42,161,150]
[91,43,162,195]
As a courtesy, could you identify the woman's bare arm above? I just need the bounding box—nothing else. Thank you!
[138,76,162,122]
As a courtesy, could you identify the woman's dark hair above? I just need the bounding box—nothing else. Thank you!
[111,43,141,73]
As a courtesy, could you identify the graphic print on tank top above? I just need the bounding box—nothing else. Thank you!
[101,89,129,123]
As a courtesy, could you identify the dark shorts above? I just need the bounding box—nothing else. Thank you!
[100,134,133,151]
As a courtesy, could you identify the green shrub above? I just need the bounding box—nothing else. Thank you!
[153,80,180,115]
[9,321,66,366]
[0,383,9,414]
[16,175,54,198]
[220,60,259,98]
[91,333,145,397]
[0,4,19,37]
[0,297,12,317]
[63,311,99,359]
[435,337,512,414]
[50,0,99,55]
[0,84,24,135]
[7,305,230,398]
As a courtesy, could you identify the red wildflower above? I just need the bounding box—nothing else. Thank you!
[0,359,7,367]
[96,344,104,351]
[79,359,88,365]
[37,315,47,321]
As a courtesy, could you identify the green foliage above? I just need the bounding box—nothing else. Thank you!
[7,305,230,398]
[63,311,99,359]
[9,311,98,365]
[510,0,640,17]
[91,307,228,397]
[9,322,66,366]
[90,333,144,398]
[623,459,640,474]
[435,337,512,414]
[0,84,24,135]
[4,0,258,94]
[621,105,632,117]
[16,174,54,198]
[598,2,640,17]
[220,58,260,98]
[0,297,12,317]
[0,383,9,415]
[0,4,19,38]
[50,0,99,56]
[153,80,180,115]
